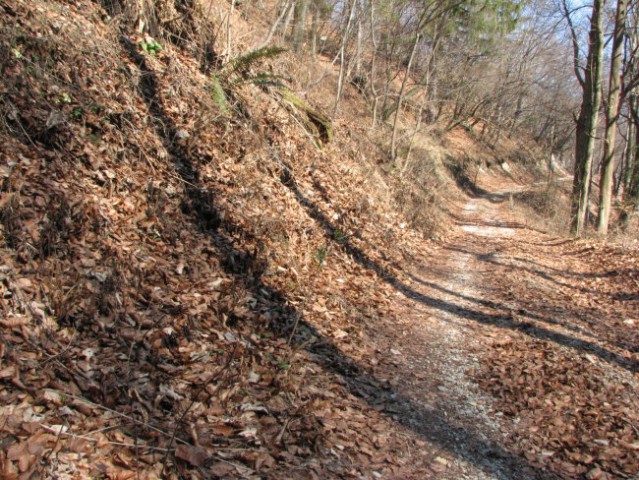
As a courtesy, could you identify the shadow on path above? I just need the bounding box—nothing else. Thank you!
[406,273,605,341]
[445,244,639,302]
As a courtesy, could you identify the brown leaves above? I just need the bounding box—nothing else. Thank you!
[0,1,468,479]
[479,337,639,478]
[175,444,209,467]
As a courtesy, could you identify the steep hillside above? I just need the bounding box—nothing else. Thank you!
[0,1,433,478]
[0,1,568,479]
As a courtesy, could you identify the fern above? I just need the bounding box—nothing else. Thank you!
[210,46,287,115]
[232,73,291,88]
[223,46,287,78]
[210,74,230,114]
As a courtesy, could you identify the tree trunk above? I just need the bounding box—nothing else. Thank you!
[621,102,639,227]
[369,0,379,127]
[391,33,420,161]
[615,133,629,197]
[623,113,635,195]
[225,0,235,57]
[424,21,442,103]
[401,104,424,178]
[281,1,296,41]
[570,0,604,236]
[333,0,357,115]
[292,0,308,52]
[310,3,319,55]
[354,14,362,78]
[597,0,628,235]
[631,112,639,198]
[261,0,292,48]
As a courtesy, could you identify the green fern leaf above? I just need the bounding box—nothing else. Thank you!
[210,74,230,114]
[232,73,291,88]
[223,46,287,78]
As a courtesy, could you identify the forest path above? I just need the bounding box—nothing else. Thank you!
[381,173,639,479]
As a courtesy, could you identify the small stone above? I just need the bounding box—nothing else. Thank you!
[586,467,603,480]
[175,129,190,141]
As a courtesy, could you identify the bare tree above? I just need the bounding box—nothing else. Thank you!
[563,0,605,236]
[391,33,420,160]
[292,0,309,52]
[598,0,629,234]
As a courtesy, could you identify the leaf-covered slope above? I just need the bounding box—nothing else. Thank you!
[0,1,441,478]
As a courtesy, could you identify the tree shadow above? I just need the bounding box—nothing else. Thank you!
[443,162,507,202]
[276,163,638,374]
[406,273,605,342]
[438,205,550,236]
[444,244,639,301]
[461,220,529,229]
[118,34,559,479]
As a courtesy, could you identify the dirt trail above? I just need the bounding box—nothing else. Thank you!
[377,174,639,479]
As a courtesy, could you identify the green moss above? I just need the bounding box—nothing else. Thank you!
[279,88,332,145]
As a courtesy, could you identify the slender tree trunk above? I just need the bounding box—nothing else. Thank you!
[261,0,292,48]
[631,112,639,197]
[292,0,308,52]
[571,0,604,236]
[391,33,420,161]
[424,22,442,101]
[628,95,639,198]
[621,103,639,227]
[401,104,424,177]
[369,0,379,127]
[597,0,628,235]
[354,12,363,78]
[310,4,319,55]
[224,0,235,57]
[281,1,296,40]
[333,0,357,115]
[509,88,525,138]
[615,134,629,197]
[623,116,635,194]
[492,104,504,148]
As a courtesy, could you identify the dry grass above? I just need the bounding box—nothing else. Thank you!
[512,182,572,235]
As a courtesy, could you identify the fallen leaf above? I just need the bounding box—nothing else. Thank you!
[176,444,209,467]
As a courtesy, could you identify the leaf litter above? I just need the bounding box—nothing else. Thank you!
[0,1,638,479]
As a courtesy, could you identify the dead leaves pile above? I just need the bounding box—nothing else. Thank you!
[473,231,639,480]
[479,338,638,479]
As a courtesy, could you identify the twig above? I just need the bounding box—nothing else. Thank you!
[286,111,318,146]
[164,169,200,189]
[287,312,302,346]
[40,426,175,452]
[275,417,291,445]
[161,344,239,476]
[42,418,69,467]
[78,423,132,438]
[3,100,40,151]
[58,392,188,445]
[39,335,77,366]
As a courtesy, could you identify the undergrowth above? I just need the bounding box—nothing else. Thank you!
[513,182,572,235]
[210,46,289,114]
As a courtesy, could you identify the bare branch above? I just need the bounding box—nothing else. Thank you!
[562,0,585,87]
